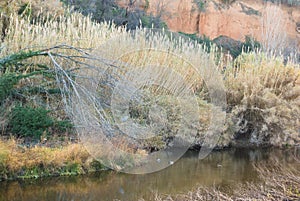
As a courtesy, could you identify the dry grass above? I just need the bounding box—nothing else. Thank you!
[0,138,104,180]
[0,0,65,44]
[1,12,124,64]
[0,0,65,17]
[225,52,300,146]
[237,159,300,200]
[0,11,126,139]
[0,3,299,172]
[260,4,287,54]
[0,12,216,173]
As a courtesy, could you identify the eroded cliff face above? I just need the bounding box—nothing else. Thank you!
[118,0,300,45]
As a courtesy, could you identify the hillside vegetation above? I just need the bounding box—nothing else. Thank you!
[0,0,299,180]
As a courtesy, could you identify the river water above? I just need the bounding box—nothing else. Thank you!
[0,148,299,201]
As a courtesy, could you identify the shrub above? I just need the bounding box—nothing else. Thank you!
[0,73,19,102]
[53,120,73,133]
[9,105,54,138]
[8,105,74,138]
[225,52,300,146]
[242,35,261,53]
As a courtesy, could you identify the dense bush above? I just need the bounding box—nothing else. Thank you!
[0,73,19,102]
[9,105,54,138]
[8,105,73,138]
[225,52,300,146]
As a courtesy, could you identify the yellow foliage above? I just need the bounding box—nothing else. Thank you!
[0,138,91,175]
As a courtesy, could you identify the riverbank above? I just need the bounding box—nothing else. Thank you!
[0,139,106,181]
[0,137,299,182]
[0,147,298,200]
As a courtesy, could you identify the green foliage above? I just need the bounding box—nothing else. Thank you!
[144,0,150,10]
[220,0,236,5]
[140,14,152,28]
[193,0,207,12]
[8,105,74,138]
[0,49,51,103]
[59,163,83,176]
[90,160,105,171]
[0,48,74,138]
[17,3,32,17]
[0,50,46,73]
[0,70,53,103]
[62,0,167,29]
[20,166,41,179]
[0,73,19,102]
[53,120,73,133]
[9,105,54,138]
[140,14,167,29]
[240,3,260,16]
[17,163,83,179]
[242,35,261,53]
[178,32,213,52]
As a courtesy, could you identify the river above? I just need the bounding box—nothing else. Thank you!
[0,148,299,201]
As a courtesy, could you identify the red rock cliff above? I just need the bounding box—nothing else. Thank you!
[118,0,300,46]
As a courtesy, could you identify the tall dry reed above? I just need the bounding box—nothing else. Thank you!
[225,52,300,146]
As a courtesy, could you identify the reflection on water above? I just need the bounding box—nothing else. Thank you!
[0,148,298,201]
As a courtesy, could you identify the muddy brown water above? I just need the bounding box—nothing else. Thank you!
[0,148,299,201]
